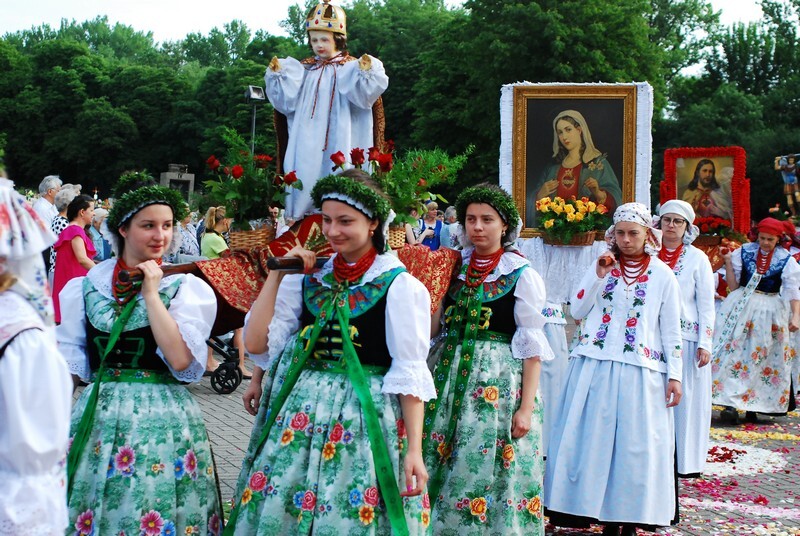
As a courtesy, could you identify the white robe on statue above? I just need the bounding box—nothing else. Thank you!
[668,245,715,476]
[545,257,682,527]
[265,54,389,220]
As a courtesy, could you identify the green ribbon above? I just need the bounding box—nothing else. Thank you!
[67,298,137,499]
[423,283,485,505]
[225,281,409,536]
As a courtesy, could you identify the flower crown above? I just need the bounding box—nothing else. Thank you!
[311,174,391,222]
[455,184,520,227]
[107,171,187,230]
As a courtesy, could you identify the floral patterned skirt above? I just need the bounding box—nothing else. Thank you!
[66,379,222,536]
[712,290,795,413]
[231,348,431,536]
[423,339,545,536]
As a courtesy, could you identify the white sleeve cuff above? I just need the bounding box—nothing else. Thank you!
[381,359,436,402]
[156,275,216,383]
[511,328,554,361]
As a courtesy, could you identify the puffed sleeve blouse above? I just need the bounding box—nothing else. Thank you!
[244,253,436,401]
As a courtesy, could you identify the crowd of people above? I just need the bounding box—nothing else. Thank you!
[6,161,800,536]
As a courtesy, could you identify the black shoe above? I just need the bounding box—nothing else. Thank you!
[720,406,738,424]
[602,525,620,536]
[620,525,637,536]
[744,411,759,423]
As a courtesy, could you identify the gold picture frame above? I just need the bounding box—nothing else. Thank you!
[511,85,639,237]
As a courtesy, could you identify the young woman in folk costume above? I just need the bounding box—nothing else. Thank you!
[545,203,683,536]
[422,184,553,535]
[265,0,388,221]
[713,217,800,424]
[655,200,715,478]
[227,170,435,535]
[0,177,72,535]
[57,172,223,536]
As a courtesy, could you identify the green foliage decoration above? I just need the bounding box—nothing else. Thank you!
[203,127,301,231]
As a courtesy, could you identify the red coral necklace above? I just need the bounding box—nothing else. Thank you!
[658,244,684,270]
[620,253,651,286]
[756,248,774,275]
[465,248,504,288]
[333,248,377,284]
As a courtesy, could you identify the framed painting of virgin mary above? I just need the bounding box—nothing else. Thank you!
[499,83,653,237]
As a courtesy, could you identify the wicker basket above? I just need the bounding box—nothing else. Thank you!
[229,226,276,250]
[693,234,722,247]
[542,230,596,246]
[387,225,407,249]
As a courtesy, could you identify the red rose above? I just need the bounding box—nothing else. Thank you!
[396,418,407,439]
[289,412,310,431]
[254,154,273,168]
[577,289,585,299]
[329,422,344,443]
[232,164,244,179]
[376,152,393,172]
[637,275,648,283]
[207,156,221,171]
[611,268,621,277]
[417,178,427,187]
[283,171,298,185]
[368,146,381,161]
[206,155,217,165]
[249,471,267,492]
[701,223,709,233]
[330,151,346,170]
[626,317,637,327]
[302,491,317,511]
[602,314,611,323]
[363,486,379,507]
[223,166,230,176]
[350,148,365,166]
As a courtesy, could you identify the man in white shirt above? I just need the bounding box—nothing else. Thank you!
[32,175,61,228]
[32,175,61,273]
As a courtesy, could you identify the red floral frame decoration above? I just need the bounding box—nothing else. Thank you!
[660,146,750,235]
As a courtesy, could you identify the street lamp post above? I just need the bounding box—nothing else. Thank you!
[243,85,267,155]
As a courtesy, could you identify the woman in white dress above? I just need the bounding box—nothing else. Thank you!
[656,200,715,478]
[545,203,683,536]
[0,176,72,536]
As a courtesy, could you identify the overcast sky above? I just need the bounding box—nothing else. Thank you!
[0,0,765,44]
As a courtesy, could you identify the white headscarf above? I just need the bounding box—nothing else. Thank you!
[0,178,57,325]
[657,199,700,245]
[605,202,662,256]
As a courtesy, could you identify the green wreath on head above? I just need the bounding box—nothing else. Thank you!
[311,174,391,222]
[455,184,520,227]
[107,171,187,230]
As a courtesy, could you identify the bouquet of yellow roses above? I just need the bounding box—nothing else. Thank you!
[536,196,609,245]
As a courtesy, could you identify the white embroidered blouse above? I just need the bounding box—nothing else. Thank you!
[570,256,684,381]
[667,245,716,350]
[56,260,217,383]
[455,249,555,361]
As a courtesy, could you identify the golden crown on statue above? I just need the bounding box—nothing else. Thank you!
[305,1,347,35]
